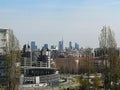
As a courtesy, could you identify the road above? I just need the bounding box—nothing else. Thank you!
[19,75,79,90]
[19,83,80,90]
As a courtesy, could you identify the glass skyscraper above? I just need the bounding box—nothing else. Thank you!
[31,41,37,51]
[58,40,63,51]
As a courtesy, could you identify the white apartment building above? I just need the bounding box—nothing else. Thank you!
[0,29,19,55]
[0,28,19,85]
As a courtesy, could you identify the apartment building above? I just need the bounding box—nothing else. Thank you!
[20,45,59,87]
[0,29,19,86]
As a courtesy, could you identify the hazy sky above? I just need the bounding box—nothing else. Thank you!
[0,0,120,48]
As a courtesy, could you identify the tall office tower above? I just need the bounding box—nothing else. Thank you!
[31,41,37,51]
[69,41,72,50]
[51,45,55,50]
[75,43,79,50]
[51,45,57,50]
[43,44,48,49]
[58,40,64,51]
[0,29,19,86]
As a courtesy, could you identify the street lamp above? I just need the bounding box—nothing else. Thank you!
[75,59,79,75]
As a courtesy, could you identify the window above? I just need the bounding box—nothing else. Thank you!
[1,39,6,42]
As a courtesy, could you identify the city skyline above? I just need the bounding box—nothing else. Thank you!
[0,0,120,48]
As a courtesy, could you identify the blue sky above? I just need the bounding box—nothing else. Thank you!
[0,0,120,48]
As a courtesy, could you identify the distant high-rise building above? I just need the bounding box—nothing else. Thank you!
[69,41,72,50]
[58,40,64,51]
[31,41,37,51]
[51,45,55,49]
[43,44,48,49]
[51,45,57,50]
[75,43,79,50]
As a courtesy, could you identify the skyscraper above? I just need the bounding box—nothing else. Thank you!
[43,44,48,49]
[58,39,64,51]
[31,41,37,51]
[69,41,72,50]
[75,43,79,50]
[51,45,57,50]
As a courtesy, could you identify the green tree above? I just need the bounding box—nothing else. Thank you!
[5,50,21,90]
[93,76,103,89]
[83,48,93,73]
[82,48,96,89]
[79,78,89,90]
[3,34,21,90]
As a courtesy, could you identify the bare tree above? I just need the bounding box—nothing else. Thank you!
[83,48,93,73]
[99,26,120,89]
[99,26,117,48]
[82,48,93,89]
[99,26,107,49]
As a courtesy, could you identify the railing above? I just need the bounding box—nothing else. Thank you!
[40,74,60,83]
[22,74,60,84]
